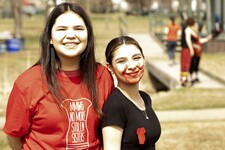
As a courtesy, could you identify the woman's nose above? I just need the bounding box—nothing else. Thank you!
[127,60,136,69]
[66,29,76,38]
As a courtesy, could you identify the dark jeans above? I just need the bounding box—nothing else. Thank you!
[167,41,177,60]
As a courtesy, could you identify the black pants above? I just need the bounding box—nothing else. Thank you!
[190,55,200,74]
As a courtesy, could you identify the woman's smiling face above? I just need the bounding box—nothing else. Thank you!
[110,44,145,85]
[50,11,88,61]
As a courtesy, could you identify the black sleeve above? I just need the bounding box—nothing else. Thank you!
[101,91,127,129]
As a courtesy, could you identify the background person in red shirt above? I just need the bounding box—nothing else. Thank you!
[165,16,182,66]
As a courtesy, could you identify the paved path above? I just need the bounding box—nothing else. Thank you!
[129,33,165,57]
[148,60,225,89]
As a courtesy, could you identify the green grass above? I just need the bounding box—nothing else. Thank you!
[201,53,225,82]
[157,121,225,150]
[0,132,8,150]
[152,88,225,110]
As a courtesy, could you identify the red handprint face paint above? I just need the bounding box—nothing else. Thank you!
[110,44,145,85]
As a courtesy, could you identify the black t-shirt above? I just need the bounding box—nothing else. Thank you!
[181,27,188,48]
[181,26,196,49]
[102,88,161,150]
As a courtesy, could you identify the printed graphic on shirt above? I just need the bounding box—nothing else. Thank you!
[136,127,146,144]
[61,98,92,149]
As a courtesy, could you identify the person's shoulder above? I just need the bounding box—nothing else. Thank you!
[105,89,124,106]
[96,63,112,79]
[15,65,43,87]
[185,27,192,34]
[176,23,182,28]
[17,64,42,78]
[95,63,114,93]
[107,88,120,97]
[96,63,107,72]
[167,23,173,28]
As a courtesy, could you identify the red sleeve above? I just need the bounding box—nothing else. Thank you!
[3,83,31,137]
[96,65,115,108]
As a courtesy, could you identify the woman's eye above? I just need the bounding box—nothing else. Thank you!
[76,27,84,31]
[75,26,85,31]
[57,28,66,31]
[116,59,126,64]
[134,56,142,60]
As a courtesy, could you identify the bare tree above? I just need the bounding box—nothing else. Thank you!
[67,0,91,16]
[105,0,111,29]
[126,0,152,15]
[44,0,57,22]
[10,0,22,38]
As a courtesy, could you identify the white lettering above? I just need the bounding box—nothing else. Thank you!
[71,122,85,132]
[71,132,85,143]
[69,111,85,121]
[70,101,84,111]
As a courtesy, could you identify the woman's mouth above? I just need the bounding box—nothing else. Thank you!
[63,42,78,48]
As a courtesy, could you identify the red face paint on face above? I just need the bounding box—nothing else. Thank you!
[121,62,144,84]
[110,44,145,85]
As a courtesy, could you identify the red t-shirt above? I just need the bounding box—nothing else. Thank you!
[3,64,114,150]
[193,36,202,57]
[167,23,181,41]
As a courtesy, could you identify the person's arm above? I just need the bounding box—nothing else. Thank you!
[7,135,23,150]
[193,43,201,50]
[185,27,196,56]
[164,26,169,34]
[102,126,123,150]
[177,25,182,38]
[199,34,212,44]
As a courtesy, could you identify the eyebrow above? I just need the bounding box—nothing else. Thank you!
[133,53,142,56]
[56,24,85,28]
[115,53,142,60]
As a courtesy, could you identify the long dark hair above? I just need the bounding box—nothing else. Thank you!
[36,2,102,117]
[105,36,144,65]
